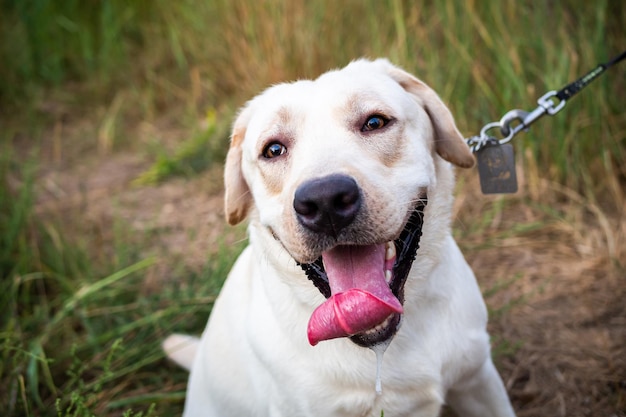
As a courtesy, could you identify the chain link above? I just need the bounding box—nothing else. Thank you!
[465,49,626,153]
[465,90,568,153]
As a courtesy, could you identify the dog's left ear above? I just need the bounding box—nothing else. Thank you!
[224,106,253,225]
[379,60,475,168]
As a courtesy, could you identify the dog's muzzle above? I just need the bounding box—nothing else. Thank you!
[295,176,427,348]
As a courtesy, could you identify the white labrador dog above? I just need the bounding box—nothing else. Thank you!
[164,59,516,417]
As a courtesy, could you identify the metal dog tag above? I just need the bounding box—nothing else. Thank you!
[476,141,518,194]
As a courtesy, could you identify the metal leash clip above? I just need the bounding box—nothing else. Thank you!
[464,49,626,194]
[466,90,568,154]
[467,49,626,155]
[465,91,571,194]
[466,95,560,194]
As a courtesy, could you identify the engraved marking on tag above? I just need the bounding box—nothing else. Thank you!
[476,143,518,194]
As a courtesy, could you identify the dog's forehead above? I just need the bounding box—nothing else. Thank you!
[243,65,409,138]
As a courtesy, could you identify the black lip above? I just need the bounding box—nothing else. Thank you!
[298,197,428,347]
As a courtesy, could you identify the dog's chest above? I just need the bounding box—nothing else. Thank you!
[272,378,442,417]
[255,344,443,417]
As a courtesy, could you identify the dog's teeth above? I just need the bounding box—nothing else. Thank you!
[365,316,392,336]
[385,270,392,283]
[385,242,396,261]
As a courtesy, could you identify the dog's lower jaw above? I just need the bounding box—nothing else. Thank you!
[350,311,402,348]
[299,198,427,348]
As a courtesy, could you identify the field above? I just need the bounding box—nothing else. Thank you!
[1,1,624,416]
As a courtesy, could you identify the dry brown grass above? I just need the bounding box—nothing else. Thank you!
[453,168,625,417]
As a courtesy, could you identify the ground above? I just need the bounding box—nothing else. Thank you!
[34,146,625,416]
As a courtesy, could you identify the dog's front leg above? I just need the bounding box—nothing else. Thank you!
[445,358,516,417]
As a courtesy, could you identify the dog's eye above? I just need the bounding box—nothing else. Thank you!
[262,142,287,159]
[362,115,389,132]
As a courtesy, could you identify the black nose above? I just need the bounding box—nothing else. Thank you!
[293,174,361,236]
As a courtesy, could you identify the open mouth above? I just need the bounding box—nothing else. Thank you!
[298,198,427,348]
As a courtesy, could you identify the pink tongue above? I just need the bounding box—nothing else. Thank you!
[307,244,403,346]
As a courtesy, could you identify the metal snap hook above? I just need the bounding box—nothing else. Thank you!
[499,109,530,137]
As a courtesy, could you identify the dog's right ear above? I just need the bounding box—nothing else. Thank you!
[224,107,253,225]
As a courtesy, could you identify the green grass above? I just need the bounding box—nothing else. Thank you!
[0,144,245,416]
[0,1,624,415]
[133,108,232,185]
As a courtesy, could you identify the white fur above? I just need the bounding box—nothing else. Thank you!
[164,59,516,417]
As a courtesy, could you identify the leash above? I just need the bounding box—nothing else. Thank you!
[465,49,626,194]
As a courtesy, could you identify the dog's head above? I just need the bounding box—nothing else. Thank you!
[223,59,474,348]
